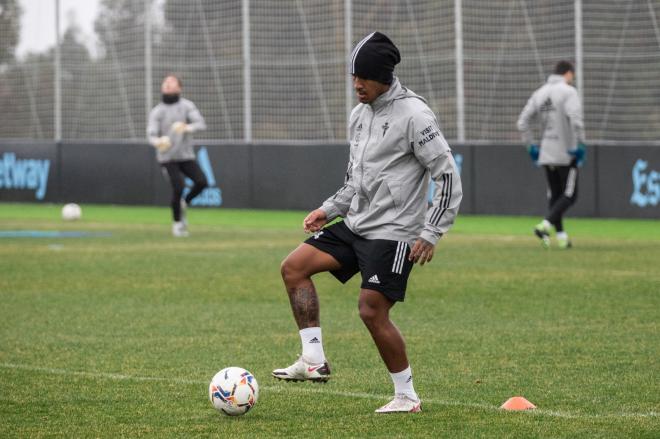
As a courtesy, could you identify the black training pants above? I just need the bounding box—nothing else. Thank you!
[161,160,208,222]
[544,164,578,232]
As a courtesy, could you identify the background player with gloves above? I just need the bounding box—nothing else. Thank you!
[147,75,207,237]
[517,61,586,249]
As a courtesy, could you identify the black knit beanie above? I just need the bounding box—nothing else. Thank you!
[350,32,401,85]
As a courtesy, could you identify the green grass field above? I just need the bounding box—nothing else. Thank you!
[0,203,658,438]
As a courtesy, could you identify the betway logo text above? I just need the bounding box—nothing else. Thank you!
[0,152,50,200]
[183,147,222,206]
[630,159,659,207]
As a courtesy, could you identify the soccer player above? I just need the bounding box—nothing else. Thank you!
[517,61,586,249]
[147,75,208,237]
[272,32,462,413]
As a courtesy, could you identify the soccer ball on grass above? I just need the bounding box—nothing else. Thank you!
[209,367,259,416]
[61,203,82,221]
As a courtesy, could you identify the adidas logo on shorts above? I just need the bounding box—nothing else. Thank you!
[368,274,380,284]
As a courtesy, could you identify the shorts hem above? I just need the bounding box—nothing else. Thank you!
[360,283,405,302]
[303,240,355,284]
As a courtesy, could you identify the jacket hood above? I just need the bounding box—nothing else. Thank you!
[370,77,427,111]
[547,74,565,84]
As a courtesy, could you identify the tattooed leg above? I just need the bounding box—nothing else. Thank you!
[287,281,320,329]
[280,243,341,330]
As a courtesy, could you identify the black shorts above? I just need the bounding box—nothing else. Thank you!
[304,221,414,302]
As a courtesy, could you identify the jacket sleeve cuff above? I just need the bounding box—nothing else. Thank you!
[420,230,442,246]
[320,204,340,222]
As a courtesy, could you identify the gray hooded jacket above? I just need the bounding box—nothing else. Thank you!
[321,78,462,246]
[147,98,206,163]
[517,74,585,166]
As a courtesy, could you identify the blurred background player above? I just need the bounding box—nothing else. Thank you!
[517,61,586,249]
[272,32,462,413]
[147,75,208,237]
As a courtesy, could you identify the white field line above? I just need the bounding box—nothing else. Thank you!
[1,362,657,420]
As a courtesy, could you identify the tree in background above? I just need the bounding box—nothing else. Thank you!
[0,0,22,137]
[0,0,20,65]
[160,0,243,139]
[60,13,93,139]
[0,0,50,139]
[91,0,147,139]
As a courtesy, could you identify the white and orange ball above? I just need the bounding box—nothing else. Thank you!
[209,367,259,416]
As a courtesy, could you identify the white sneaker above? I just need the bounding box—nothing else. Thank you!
[172,221,189,237]
[533,222,551,249]
[272,356,331,382]
[180,199,188,226]
[375,394,422,413]
[557,235,572,249]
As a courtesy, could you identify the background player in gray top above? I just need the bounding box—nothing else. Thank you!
[147,75,208,237]
[517,61,586,249]
[272,32,462,413]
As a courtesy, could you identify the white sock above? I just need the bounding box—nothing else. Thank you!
[557,231,568,240]
[299,327,326,364]
[390,366,418,400]
[542,219,552,230]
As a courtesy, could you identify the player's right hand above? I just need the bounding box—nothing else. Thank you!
[156,136,172,152]
[303,209,327,233]
[409,237,435,265]
[527,144,539,164]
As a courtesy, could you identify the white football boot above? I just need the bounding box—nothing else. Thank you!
[172,221,189,237]
[557,234,572,249]
[533,222,551,249]
[272,356,331,382]
[375,394,422,414]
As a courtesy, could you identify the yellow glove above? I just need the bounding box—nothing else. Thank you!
[155,136,172,152]
[172,121,191,134]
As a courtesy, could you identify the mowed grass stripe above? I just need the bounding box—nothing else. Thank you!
[2,362,657,420]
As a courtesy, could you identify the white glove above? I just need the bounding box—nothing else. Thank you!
[155,136,172,152]
[172,121,192,134]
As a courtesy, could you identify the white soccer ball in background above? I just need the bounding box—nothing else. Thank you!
[61,203,82,221]
[209,367,259,416]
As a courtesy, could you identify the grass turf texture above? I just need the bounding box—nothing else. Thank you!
[0,203,658,438]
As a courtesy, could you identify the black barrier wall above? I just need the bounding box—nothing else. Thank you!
[471,144,598,216]
[1,140,658,219]
[60,142,156,205]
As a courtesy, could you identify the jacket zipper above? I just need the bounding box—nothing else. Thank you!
[359,107,375,201]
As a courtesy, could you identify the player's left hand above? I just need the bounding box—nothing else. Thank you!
[568,142,586,167]
[172,121,191,134]
[527,144,539,165]
[409,238,435,265]
[155,136,172,151]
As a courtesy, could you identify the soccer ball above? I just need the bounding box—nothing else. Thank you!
[61,203,82,221]
[209,367,259,416]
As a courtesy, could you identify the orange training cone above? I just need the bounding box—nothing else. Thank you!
[500,396,536,411]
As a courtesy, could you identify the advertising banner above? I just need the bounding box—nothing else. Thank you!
[0,141,59,202]
[1,141,657,219]
[597,145,660,219]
